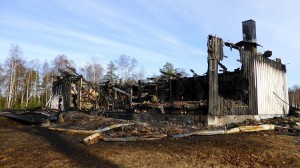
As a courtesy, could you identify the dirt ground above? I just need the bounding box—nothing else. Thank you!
[0,116,299,168]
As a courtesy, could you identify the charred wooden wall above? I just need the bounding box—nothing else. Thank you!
[51,77,80,111]
[137,76,208,103]
[171,76,208,101]
[207,35,289,116]
[218,72,250,115]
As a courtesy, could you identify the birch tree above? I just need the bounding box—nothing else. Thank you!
[80,63,104,84]
[41,61,52,106]
[23,60,41,108]
[52,54,76,76]
[135,67,145,81]
[115,54,138,82]
[4,44,25,108]
[0,65,4,94]
[289,85,300,109]
[0,65,5,108]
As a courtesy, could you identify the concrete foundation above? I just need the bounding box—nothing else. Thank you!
[206,114,287,126]
[101,112,287,128]
[101,112,206,127]
[133,113,206,127]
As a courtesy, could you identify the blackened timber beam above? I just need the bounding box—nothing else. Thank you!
[190,69,198,76]
[224,42,239,50]
[218,62,228,72]
[112,87,131,97]
[207,35,224,116]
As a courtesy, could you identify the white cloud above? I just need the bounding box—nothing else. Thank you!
[1,0,300,86]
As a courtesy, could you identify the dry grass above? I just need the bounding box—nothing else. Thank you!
[0,117,299,168]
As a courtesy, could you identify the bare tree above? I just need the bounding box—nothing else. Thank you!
[23,67,33,107]
[1,48,80,108]
[115,54,138,82]
[0,65,5,107]
[4,44,25,108]
[175,68,189,77]
[52,54,76,76]
[0,65,4,94]
[41,61,52,106]
[135,67,145,81]
[289,85,300,109]
[80,63,104,84]
[23,60,41,108]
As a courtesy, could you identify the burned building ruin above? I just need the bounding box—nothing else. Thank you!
[50,20,289,126]
[206,20,289,125]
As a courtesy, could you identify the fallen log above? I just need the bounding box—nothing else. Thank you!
[96,123,135,133]
[193,130,225,136]
[226,127,241,134]
[172,132,194,138]
[202,127,241,135]
[172,130,223,138]
[49,123,135,135]
[103,137,138,142]
[172,125,274,138]
[83,133,104,145]
[48,127,97,135]
[239,124,275,133]
[137,137,164,141]
[102,135,166,142]
[140,134,167,139]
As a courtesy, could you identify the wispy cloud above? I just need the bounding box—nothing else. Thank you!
[1,0,300,85]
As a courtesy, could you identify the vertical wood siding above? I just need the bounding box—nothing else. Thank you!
[255,60,289,115]
[241,50,289,115]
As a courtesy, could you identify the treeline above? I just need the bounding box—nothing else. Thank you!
[0,44,145,109]
[3,44,298,110]
[289,85,300,109]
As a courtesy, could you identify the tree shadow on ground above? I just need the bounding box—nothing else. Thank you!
[27,127,119,168]
[2,117,120,168]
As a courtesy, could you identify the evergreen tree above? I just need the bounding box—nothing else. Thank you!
[104,61,118,84]
[160,62,176,75]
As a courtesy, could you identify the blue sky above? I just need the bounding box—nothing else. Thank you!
[1,0,300,86]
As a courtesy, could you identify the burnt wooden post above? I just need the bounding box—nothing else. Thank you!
[237,20,260,115]
[130,88,133,109]
[78,77,83,110]
[169,77,172,103]
[207,35,224,116]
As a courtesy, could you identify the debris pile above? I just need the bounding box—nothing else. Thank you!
[49,112,204,144]
[46,112,300,145]
[224,117,300,136]
[1,110,299,145]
